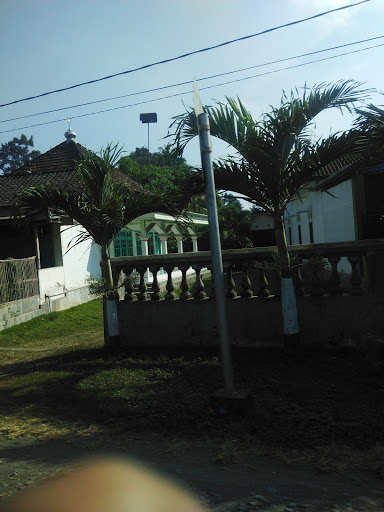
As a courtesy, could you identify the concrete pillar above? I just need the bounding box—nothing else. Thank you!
[159,235,168,255]
[139,236,149,256]
[175,235,184,253]
[132,231,138,256]
[191,235,199,252]
[300,212,311,244]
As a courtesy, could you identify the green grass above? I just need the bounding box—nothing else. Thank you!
[1,299,384,473]
[0,299,103,348]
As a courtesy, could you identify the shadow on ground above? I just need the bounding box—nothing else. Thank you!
[0,344,384,457]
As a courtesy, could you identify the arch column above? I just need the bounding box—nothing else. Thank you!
[138,236,149,256]
[191,235,199,252]
[158,235,168,255]
[175,235,184,253]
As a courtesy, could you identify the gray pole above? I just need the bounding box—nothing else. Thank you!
[147,123,151,187]
[197,112,234,396]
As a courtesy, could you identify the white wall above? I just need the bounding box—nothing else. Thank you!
[38,266,65,298]
[284,180,356,245]
[38,224,101,308]
[318,181,356,243]
[284,180,356,277]
[60,224,101,291]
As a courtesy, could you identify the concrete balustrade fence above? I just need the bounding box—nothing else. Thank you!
[111,239,384,348]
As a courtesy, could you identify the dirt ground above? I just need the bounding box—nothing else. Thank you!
[0,433,384,512]
[1,338,384,511]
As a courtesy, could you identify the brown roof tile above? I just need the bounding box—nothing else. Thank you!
[0,139,147,207]
[312,154,364,190]
[13,139,88,175]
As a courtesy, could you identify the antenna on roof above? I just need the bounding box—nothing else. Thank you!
[64,118,76,142]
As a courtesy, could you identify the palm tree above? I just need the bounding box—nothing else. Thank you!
[16,144,179,350]
[170,81,369,350]
[354,102,384,162]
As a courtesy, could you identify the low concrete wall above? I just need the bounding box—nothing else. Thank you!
[46,286,94,313]
[0,286,94,331]
[0,295,49,331]
[117,294,384,348]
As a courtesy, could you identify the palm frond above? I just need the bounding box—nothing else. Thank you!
[169,81,371,216]
[353,102,384,162]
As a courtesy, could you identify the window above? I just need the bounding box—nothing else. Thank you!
[39,224,63,268]
[288,227,292,245]
[298,224,302,245]
[114,230,133,257]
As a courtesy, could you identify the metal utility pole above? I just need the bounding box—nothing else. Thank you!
[140,113,157,187]
[193,79,234,397]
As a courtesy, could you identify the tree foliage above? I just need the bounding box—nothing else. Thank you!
[0,134,41,174]
[170,81,368,219]
[354,101,384,164]
[197,194,252,250]
[127,144,187,167]
[118,145,194,196]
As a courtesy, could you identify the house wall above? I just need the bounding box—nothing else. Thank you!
[284,181,355,276]
[37,224,101,312]
[60,224,101,290]
[284,180,356,244]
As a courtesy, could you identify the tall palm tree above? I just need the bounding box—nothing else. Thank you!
[170,81,368,350]
[16,144,179,349]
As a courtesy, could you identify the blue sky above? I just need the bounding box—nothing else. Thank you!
[1,0,384,167]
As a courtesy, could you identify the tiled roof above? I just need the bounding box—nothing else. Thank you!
[13,139,89,175]
[0,139,147,207]
[312,153,363,179]
[0,169,82,207]
[313,154,364,191]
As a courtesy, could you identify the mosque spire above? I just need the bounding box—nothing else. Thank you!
[64,118,76,141]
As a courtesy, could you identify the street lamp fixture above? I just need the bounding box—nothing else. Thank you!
[140,113,158,182]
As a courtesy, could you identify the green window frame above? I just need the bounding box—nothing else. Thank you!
[136,231,142,255]
[114,230,133,257]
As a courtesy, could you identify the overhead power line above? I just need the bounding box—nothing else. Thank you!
[0,0,373,109]
[1,41,382,136]
[1,34,383,125]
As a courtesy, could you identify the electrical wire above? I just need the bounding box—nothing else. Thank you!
[1,41,382,136]
[1,34,383,125]
[0,0,373,109]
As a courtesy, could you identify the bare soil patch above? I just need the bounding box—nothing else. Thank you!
[0,433,384,512]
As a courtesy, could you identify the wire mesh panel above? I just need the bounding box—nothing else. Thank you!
[0,257,39,304]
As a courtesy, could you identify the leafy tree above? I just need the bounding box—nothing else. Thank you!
[170,81,368,350]
[16,144,179,350]
[119,145,194,197]
[218,194,253,249]
[128,144,187,167]
[0,134,41,174]
[197,193,252,250]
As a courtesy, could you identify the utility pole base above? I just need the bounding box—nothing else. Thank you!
[284,332,302,354]
[210,388,251,415]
